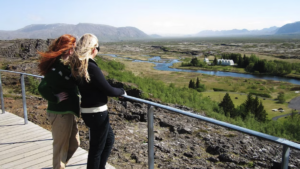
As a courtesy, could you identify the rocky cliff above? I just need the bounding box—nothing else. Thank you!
[0,39,52,59]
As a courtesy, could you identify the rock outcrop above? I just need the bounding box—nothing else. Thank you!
[85,99,300,168]
[0,39,52,59]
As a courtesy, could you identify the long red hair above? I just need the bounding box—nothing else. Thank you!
[38,34,76,75]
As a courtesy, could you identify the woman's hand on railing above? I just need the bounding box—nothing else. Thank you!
[55,92,68,103]
[119,90,127,99]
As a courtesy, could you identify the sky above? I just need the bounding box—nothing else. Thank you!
[0,0,299,36]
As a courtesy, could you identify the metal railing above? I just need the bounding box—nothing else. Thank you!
[0,69,300,169]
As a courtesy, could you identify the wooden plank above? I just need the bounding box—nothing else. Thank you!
[66,149,115,169]
[2,148,53,169]
[0,118,24,124]
[0,133,51,153]
[0,125,48,139]
[0,130,51,144]
[0,113,24,121]
[0,115,18,121]
[66,151,88,165]
[0,124,43,140]
[22,149,87,168]
[26,148,89,169]
[0,120,28,129]
[65,158,87,169]
[0,134,51,153]
[13,151,53,169]
[0,112,115,169]
[0,141,51,161]
[0,144,52,164]
[42,149,87,168]
[1,123,50,137]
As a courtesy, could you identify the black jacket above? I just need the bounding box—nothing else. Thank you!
[77,59,124,108]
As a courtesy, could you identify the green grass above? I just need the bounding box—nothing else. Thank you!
[201,91,291,120]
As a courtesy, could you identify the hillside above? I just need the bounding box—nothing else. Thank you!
[276,21,300,34]
[196,27,278,37]
[0,23,150,42]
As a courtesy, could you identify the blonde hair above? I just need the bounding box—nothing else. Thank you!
[68,33,99,82]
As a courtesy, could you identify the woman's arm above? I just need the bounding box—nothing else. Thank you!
[88,61,124,97]
[38,79,68,103]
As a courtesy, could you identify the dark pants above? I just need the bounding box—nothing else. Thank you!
[82,111,115,169]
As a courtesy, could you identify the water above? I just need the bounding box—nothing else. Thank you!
[100,54,300,85]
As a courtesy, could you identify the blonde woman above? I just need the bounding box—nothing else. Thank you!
[71,33,126,169]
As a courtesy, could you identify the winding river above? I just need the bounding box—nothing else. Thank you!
[102,54,300,85]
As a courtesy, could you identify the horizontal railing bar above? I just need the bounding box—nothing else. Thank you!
[0,70,44,78]
[122,95,300,150]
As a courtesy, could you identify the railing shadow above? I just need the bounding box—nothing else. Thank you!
[0,138,53,145]
[41,163,87,169]
[0,124,24,127]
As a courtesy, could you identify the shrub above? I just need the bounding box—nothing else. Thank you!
[290,86,300,91]
[213,88,227,91]
[27,76,40,95]
[249,92,271,98]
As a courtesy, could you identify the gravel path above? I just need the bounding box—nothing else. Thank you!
[288,96,300,110]
[272,112,300,121]
[270,96,300,121]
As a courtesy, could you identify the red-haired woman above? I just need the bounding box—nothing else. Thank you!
[38,34,80,169]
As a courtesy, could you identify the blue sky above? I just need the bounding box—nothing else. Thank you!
[0,0,299,35]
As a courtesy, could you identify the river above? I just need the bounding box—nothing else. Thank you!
[101,54,300,85]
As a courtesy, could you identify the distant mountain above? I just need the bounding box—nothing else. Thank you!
[149,34,162,38]
[196,26,279,37]
[275,21,300,34]
[0,23,150,41]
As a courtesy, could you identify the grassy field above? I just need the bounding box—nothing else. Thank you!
[201,91,292,120]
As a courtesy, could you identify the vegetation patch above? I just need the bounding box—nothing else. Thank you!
[249,92,271,98]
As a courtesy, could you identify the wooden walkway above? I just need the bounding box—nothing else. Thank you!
[0,111,115,169]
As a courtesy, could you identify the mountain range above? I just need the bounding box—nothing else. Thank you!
[196,21,300,37]
[1,21,300,40]
[0,23,150,41]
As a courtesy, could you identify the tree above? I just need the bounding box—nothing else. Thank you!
[243,54,250,67]
[196,84,206,92]
[256,101,267,122]
[252,96,260,115]
[188,79,195,89]
[213,57,218,65]
[196,77,200,88]
[191,58,199,66]
[219,93,235,117]
[277,92,286,103]
[237,104,248,119]
[244,93,253,114]
[238,55,243,67]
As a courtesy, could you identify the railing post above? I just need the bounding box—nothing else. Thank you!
[281,145,290,169]
[0,72,5,114]
[20,74,28,124]
[147,105,154,169]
